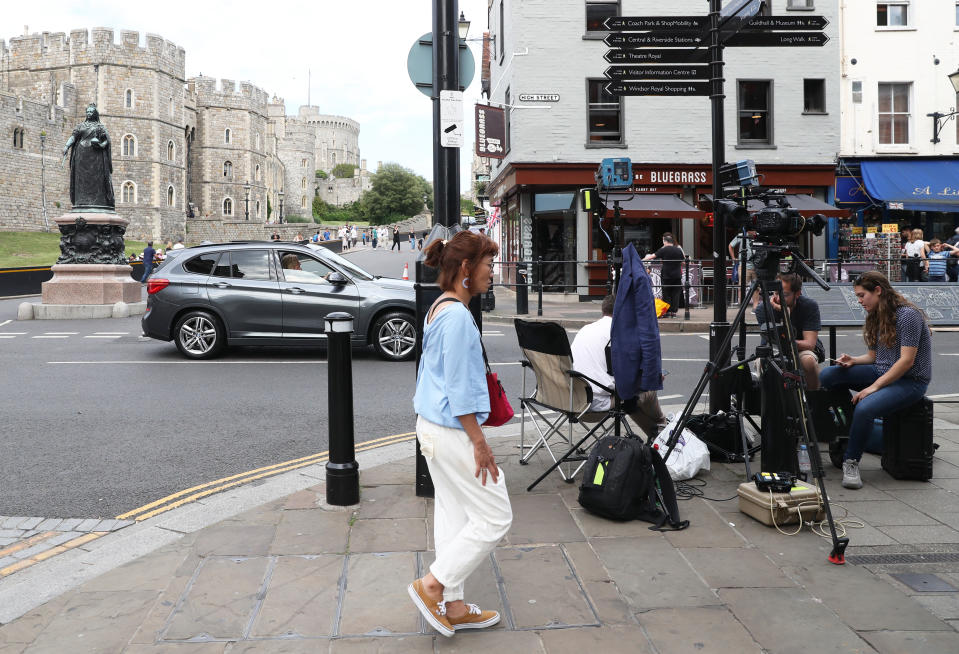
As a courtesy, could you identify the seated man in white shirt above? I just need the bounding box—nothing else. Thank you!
[570,295,667,438]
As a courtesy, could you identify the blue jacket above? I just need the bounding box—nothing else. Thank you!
[611,244,663,398]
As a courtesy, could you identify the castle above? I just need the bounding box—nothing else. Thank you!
[0,27,371,241]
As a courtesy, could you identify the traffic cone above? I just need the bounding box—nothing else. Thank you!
[402,263,409,280]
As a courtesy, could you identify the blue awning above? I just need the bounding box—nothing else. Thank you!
[860,160,959,212]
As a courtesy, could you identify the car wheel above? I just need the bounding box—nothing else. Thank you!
[174,310,226,360]
[372,311,416,361]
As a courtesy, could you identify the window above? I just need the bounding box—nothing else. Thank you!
[331,152,336,165]
[227,251,271,281]
[852,81,863,104]
[12,127,24,149]
[255,200,261,218]
[167,140,175,161]
[499,1,505,59]
[224,128,231,144]
[787,0,814,8]
[121,181,136,204]
[737,80,773,144]
[877,2,908,27]
[279,252,334,283]
[122,134,136,157]
[803,79,826,113]
[255,164,260,181]
[254,132,260,150]
[301,177,307,190]
[167,185,175,207]
[301,196,307,209]
[878,82,910,145]
[301,158,307,168]
[183,253,219,276]
[222,197,234,216]
[587,79,622,143]
[586,1,618,32]
[223,161,233,178]
[124,89,134,108]
[169,96,175,118]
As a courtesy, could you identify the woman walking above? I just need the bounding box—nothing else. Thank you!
[819,271,931,489]
[409,231,512,637]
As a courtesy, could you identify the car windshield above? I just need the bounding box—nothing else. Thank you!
[305,244,375,281]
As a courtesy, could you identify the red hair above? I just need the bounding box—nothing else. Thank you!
[423,230,499,291]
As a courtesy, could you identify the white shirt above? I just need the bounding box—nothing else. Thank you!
[904,240,925,258]
[570,316,614,411]
[171,243,184,250]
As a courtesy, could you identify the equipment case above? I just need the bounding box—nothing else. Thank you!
[738,480,824,527]
[882,396,935,481]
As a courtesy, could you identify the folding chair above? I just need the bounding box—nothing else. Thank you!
[514,319,620,484]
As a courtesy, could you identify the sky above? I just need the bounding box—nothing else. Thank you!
[8,0,491,189]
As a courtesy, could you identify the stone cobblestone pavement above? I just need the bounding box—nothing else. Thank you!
[1,405,959,653]
[0,518,133,579]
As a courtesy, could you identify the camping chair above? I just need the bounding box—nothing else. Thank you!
[515,319,621,485]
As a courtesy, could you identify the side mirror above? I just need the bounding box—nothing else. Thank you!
[327,271,349,285]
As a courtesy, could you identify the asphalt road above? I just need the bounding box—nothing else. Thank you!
[2,245,958,518]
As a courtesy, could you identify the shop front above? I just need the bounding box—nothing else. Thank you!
[489,162,838,300]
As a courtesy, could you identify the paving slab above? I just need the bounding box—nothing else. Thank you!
[783,561,950,632]
[496,545,597,628]
[568,508,669,540]
[189,524,278,557]
[338,552,417,636]
[127,560,201,645]
[122,644,228,653]
[638,606,762,654]
[538,623,653,654]
[21,590,156,653]
[355,484,427,520]
[434,629,545,653]
[227,642,325,654]
[681,547,796,589]
[358,459,417,486]
[163,557,269,641]
[860,630,959,654]
[663,499,746,548]
[506,493,585,544]
[282,489,320,511]
[81,547,193,594]
[842,499,941,526]
[0,596,69,646]
[269,508,351,555]
[721,587,874,654]
[876,524,959,545]
[329,635,435,653]
[422,552,505,625]
[590,537,718,610]
[348,518,427,553]
[911,593,959,621]
[250,554,343,638]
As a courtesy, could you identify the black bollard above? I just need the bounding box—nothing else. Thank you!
[516,262,528,315]
[324,312,359,506]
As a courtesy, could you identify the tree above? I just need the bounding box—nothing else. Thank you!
[360,163,431,225]
[315,169,328,179]
[460,196,476,217]
[332,163,356,179]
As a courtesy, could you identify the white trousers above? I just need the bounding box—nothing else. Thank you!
[416,415,513,603]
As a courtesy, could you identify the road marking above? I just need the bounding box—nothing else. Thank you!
[0,320,10,327]
[942,353,959,356]
[116,430,417,521]
[33,335,69,339]
[84,335,122,339]
[43,332,78,335]
[662,358,708,362]
[659,394,683,400]
[93,332,129,335]
[698,335,710,341]
[0,335,18,339]
[489,362,520,366]
[0,332,27,335]
[929,393,959,399]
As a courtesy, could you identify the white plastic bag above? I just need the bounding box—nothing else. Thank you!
[653,417,711,481]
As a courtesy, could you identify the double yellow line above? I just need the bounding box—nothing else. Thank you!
[116,431,416,522]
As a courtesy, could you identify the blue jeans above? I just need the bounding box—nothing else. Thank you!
[819,365,927,461]
[140,265,153,283]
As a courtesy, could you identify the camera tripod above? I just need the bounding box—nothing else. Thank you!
[660,244,850,565]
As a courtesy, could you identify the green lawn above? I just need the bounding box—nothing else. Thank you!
[0,231,149,269]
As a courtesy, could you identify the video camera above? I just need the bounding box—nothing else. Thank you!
[715,194,826,242]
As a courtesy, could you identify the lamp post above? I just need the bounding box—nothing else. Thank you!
[39,130,49,232]
[244,181,251,221]
[928,69,959,143]
[278,190,284,224]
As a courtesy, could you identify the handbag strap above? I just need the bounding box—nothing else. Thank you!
[430,296,492,374]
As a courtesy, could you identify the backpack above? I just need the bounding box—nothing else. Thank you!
[578,435,689,530]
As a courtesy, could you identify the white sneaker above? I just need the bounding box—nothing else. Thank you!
[842,459,863,489]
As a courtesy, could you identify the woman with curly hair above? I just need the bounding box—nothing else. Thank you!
[820,271,932,489]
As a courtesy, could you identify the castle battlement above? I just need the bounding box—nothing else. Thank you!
[4,27,185,79]
[302,111,360,134]
[188,76,269,113]
[0,89,71,125]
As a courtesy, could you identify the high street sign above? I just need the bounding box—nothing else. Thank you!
[604,16,708,32]
[726,31,829,47]
[604,49,709,64]
[604,81,711,96]
[605,33,703,48]
[604,65,710,81]
[741,15,829,30]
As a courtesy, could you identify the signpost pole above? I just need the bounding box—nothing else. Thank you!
[433,0,460,227]
[708,0,731,413]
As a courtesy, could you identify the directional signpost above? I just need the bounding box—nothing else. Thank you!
[604,65,710,80]
[604,81,710,96]
[605,33,703,48]
[604,49,709,64]
[726,31,829,47]
[740,15,829,30]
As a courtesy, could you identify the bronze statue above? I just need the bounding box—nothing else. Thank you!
[60,103,115,211]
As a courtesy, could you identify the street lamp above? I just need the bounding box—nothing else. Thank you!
[458,11,470,40]
[39,130,49,232]
[278,190,284,224]
[928,69,959,144]
[244,181,251,221]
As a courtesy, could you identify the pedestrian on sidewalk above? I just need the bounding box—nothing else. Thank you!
[392,226,401,251]
[410,231,512,638]
[642,232,684,318]
[819,271,931,490]
[140,241,155,283]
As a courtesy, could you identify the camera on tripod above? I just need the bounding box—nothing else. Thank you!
[715,194,827,241]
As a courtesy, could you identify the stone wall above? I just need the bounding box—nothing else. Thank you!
[277,119,315,219]
[184,216,342,246]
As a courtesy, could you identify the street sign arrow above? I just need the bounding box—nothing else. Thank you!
[604,81,711,97]
[604,48,709,64]
[741,15,829,31]
[726,31,829,47]
[604,65,710,81]
[605,33,704,48]
[604,16,709,32]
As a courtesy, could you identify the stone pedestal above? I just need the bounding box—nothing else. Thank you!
[40,212,141,306]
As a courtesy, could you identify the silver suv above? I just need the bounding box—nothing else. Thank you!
[141,242,416,361]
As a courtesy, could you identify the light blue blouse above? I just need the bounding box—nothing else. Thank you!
[413,302,490,428]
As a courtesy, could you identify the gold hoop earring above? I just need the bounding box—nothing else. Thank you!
[462,277,470,289]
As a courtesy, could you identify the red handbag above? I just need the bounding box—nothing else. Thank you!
[475,317,513,427]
